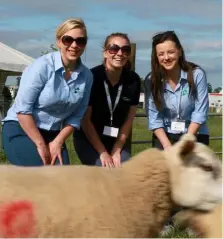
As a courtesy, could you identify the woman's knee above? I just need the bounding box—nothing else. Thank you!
[120,147,131,163]
[2,123,43,166]
[73,133,99,165]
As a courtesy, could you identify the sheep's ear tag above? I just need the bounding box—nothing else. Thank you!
[179,140,195,159]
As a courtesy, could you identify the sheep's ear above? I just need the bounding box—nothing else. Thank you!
[179,134,196,158]
[179,133,196,143]
[179,140,195,158]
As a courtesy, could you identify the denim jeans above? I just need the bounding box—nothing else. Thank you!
[73,130,131,166]
[2,121,70,166]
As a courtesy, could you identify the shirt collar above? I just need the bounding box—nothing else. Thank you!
[54,51,84,73]
[180,69,187,82]
[54,51,63,71]
[164,69,187,90]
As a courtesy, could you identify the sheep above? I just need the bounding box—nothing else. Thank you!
[0,133,221,238]
[174,202,222,238]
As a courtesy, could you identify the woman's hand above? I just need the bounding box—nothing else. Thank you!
[111,150,121,168]
[36,144,51,165]
[99,152,114,168]
[48,140,63,165]
[163,143,172,150]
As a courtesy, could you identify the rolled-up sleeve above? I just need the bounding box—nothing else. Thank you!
[145,74,164,130]
[191,69,209,124]
[64,72,93,129]
[14,60,46,114]
[148,95,164,130]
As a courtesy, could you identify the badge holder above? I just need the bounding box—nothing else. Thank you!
[103,125,119,137]
[170,120,186,132]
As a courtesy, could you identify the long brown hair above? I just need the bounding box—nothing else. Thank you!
[149,31,204,111]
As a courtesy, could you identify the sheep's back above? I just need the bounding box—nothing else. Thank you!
[0,165,124,237]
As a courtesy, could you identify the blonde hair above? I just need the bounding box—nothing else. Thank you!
[56,18,87,40]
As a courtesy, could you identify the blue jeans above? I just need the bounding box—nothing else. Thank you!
[2,121,70,166]
[73,130,131,166]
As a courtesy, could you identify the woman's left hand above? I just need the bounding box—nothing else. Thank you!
[48,140,63,165]
[111,150,121,168]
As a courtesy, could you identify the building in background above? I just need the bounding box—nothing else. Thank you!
[136,91,222,114]
[209,90,223,113]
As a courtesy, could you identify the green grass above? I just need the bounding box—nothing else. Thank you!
[65,109,222,164]
[1,109,221,164]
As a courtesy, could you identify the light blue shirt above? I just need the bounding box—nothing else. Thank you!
[145,68,209,134]
[2,51,93,131]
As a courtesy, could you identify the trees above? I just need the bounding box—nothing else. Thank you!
[213,87,222,93]
[41,44,58,56]
[207,83,222,93]
[208,82,213,93]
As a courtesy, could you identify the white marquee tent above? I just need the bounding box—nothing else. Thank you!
[0,41,34,120]
[0,42,34,148]
[0,41,34,73]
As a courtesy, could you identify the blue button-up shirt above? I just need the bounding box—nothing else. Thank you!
[145,68,209,134]
[2,51,93,131]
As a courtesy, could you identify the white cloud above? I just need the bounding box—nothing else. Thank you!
[0,0,221,88]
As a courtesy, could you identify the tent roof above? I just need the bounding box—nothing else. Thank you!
[0,41,34,73]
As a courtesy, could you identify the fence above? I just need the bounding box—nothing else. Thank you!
[131,112,222,155]
[0,111,222,163]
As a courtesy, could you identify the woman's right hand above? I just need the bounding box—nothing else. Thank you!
[100,152,114,168]
[37,144,51,165]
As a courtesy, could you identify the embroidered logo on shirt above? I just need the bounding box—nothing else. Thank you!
[122,97,131,101]
[181,88,188,96]
[74,87,80,94]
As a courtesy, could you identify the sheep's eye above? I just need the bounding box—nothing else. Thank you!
[200,165,213,172]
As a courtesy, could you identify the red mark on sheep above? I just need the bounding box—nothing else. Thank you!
[0,200,36,238]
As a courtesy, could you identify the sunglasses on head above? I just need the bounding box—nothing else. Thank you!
[107,44,131,55]
[152,31,175,41]
[61,35,87,48]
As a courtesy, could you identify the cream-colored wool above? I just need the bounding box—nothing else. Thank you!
[0,133,221,238]
[174,202,222,238]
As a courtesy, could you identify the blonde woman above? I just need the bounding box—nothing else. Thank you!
[2,18,93,166]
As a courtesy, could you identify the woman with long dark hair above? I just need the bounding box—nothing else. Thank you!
[145,31,209,149]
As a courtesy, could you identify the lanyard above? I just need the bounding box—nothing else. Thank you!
[177,87,183,120]
[104,81,123,126]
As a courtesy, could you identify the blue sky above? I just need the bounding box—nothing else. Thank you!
[1,0,222,88]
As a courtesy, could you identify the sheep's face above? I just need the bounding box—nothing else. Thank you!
[165,134,222,211]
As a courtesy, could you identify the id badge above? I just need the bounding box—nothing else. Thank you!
[103,126,119,137]
[171,120,186,132]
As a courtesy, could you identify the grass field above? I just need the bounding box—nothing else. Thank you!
[0,110,221,238]
[65,110,222,165]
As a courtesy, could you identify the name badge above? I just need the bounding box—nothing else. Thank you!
[171,120,186,132]
[103,126,119,137]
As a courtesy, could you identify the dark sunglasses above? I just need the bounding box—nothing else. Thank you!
[61,35,87,48]
[152,31,175,41]
[107,44,131,55]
